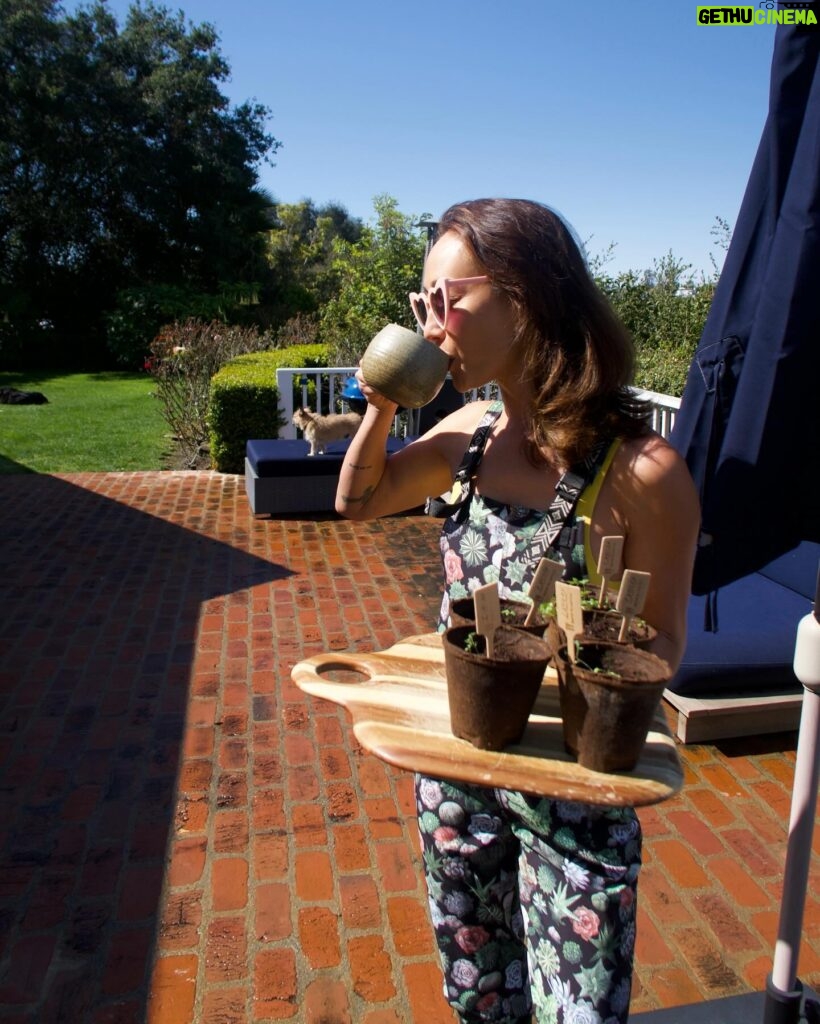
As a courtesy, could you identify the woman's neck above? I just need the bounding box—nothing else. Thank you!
[494,384,563,472]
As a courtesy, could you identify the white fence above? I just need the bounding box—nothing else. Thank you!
[275,367,681,441]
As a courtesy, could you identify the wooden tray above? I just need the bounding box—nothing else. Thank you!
[291,633,682,807]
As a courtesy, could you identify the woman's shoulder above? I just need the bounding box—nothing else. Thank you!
[611,431,699,508]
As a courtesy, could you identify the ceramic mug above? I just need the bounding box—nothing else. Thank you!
[360,323,450,409]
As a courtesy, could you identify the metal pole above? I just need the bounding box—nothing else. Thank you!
[763,568,820,1024]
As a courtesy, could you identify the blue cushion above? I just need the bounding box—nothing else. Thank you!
[671,564,814,696]
[247,440,339,477]
[246,437,406,478]
[757,541,819,598]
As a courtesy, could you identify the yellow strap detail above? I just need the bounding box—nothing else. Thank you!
[575,439,622,587]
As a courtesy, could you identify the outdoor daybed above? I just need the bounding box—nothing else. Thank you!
[245,437,406,515]
[664,540,819,742]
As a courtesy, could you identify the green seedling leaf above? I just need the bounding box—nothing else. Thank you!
[616,570,651,642]
[525,557,564,625]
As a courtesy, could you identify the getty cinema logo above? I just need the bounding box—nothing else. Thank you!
[697,2,818,23]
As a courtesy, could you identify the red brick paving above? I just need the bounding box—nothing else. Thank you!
[1,470,818,1022]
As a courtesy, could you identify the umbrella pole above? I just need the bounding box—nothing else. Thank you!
[763,603,820,1024]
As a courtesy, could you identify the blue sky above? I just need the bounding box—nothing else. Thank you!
[65,0,778,275]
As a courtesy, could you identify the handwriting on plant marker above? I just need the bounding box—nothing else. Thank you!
[524,558,564,625]
[473,583,501,658]
[597,536,624,605]
[616,570,651,642]
[555,581,584,662]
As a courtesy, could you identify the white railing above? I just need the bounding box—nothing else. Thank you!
[275,367,680,442]
[635,388,681,438]
[277,366,358,438]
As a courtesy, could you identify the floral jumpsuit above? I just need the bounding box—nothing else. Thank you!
[417,403,642,1024]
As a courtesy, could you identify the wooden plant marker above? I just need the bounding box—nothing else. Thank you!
[597,536,624,606]
[554,581,584,663]
[524,557,564,626]
[616,570,651,642]
[473,583,502,658]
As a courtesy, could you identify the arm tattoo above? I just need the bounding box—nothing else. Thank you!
[339,485,374,506]
[348,462,372,471]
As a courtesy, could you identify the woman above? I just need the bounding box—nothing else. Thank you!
[336,198,699,1023]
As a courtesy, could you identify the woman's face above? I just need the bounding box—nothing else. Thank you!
[419,230,518,393]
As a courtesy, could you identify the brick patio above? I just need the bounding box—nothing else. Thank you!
[1,470,818,1023]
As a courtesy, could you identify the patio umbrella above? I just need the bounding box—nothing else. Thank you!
[649,19,820,1024]
[670,22,820,600]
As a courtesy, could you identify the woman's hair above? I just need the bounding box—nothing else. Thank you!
[436,198,650,466]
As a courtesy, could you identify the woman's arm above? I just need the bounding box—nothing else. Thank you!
[610,436,700,673]
[335,391,486,521]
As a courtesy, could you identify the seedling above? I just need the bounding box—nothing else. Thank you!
[464,631,481,653]
[524,557,564,626]
[574,642,621,679]
[615,570,651,642]
[538,576,612,620]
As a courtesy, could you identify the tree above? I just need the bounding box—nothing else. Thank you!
[319,194,428,365]
[0,0,279,367]
[264,200,363,329]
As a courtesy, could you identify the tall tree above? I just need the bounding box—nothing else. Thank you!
[0,0,279,366]
[319,194,428,365]
[264,200,363,326]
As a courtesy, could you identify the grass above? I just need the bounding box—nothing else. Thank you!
[0,371,173,474]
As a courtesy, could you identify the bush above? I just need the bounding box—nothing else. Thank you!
[634,345,695,398]
[319,195,426,366]
[146,319,273,468]
[107,284,261,368]
[208,344,329,473]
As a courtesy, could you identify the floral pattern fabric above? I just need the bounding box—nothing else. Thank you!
[419,403,641,1023]
[416,780,641,1023]
[435,402,594,633]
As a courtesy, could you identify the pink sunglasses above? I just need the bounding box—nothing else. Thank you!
[409,276,489,330]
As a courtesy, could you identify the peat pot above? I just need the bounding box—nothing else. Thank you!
[546,609,657,655]
[553,641,671,773]
[442,625,551,751]
[449,596,548,638]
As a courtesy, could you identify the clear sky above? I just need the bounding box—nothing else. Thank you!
[64,0,778,275]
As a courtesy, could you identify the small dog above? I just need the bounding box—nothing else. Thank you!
[292,406,363,456]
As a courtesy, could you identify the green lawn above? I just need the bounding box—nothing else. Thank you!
[0,371,173,474]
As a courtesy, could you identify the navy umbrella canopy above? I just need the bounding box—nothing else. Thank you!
[671,21,820,597]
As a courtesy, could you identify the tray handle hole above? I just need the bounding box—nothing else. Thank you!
[316,661,369,685]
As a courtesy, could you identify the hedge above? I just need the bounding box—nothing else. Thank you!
[208,343,329,473]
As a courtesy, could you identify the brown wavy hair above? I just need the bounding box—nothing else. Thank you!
[436,198,650,466]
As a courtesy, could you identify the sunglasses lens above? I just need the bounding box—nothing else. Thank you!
[412,297,427,325]
[430,287,446,324]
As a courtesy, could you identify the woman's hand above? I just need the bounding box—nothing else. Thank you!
[355,367,398,415]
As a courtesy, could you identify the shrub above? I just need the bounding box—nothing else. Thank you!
[146,319,272,468]
[319,195,426,366]
[107,284,257,368]
[634,345,696,398]
[208,344,329,473]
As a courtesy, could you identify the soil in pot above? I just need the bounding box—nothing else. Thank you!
[442,625,551,751]
[553,641,671,773]
[449,596,548,638]
[546,609,656,654]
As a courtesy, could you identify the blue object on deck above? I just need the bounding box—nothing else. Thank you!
[244,437,405,515]
[341,376,365,401]
[670,541,819,698]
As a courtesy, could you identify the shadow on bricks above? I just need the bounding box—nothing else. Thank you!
[0,474,292,1021]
